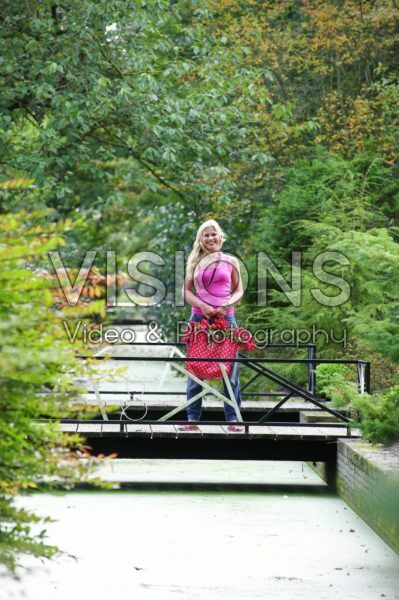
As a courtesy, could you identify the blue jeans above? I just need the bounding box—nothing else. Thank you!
[186,313,241,421]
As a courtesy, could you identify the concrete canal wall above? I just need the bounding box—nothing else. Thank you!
[310,439,399,554]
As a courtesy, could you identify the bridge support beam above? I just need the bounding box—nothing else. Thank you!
[324,459,337,491]
[87,436,338,464]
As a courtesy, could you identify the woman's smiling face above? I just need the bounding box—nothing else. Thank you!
[201,226,222,253]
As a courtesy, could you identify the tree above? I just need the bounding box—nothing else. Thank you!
[0,0,278,215]
[0,206,103,573]
[244,148,398,391]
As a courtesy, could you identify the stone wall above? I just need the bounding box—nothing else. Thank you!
[310,439,399,555]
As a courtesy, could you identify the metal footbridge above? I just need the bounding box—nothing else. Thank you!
[55,338,370,467]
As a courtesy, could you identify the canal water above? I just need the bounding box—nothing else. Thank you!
[2,459,399,600]
[2,330,399,598]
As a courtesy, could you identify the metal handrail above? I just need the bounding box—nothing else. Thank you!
[77,355,369,365]
[73,343,371,425]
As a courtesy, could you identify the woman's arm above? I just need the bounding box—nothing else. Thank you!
[182,277,216,319]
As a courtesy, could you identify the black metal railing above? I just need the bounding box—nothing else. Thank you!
[75,341,370,426]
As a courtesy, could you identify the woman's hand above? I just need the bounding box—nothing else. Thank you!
[213,304,228,318]
[200,302,216,319]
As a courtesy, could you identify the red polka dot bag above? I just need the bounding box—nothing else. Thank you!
[182,317,256,380]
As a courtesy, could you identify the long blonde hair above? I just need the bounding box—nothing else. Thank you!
[186,219,226,280]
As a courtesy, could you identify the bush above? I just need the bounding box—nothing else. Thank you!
[316,363,359,410]
[352,386,399,446]
[0,209,103,573]
[316,364,399,445]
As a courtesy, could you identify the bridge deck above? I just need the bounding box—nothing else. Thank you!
[57,418,361,465]
[58,421,359,464]
[59,422,359,440]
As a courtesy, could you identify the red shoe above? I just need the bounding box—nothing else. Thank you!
[227,422,244,432]
[179,424,200,431]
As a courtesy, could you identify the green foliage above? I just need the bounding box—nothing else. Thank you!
[316,364,399,445]
[250,149,393,257]
[0,209,101,573]
[316,363,359,409]
[0,0,274,217]
[352,386,399,446]
[246,149,398,368]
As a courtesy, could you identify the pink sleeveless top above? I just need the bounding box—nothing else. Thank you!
[192,252,234,316]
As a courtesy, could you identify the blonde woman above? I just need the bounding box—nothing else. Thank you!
[182,219,244,428]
